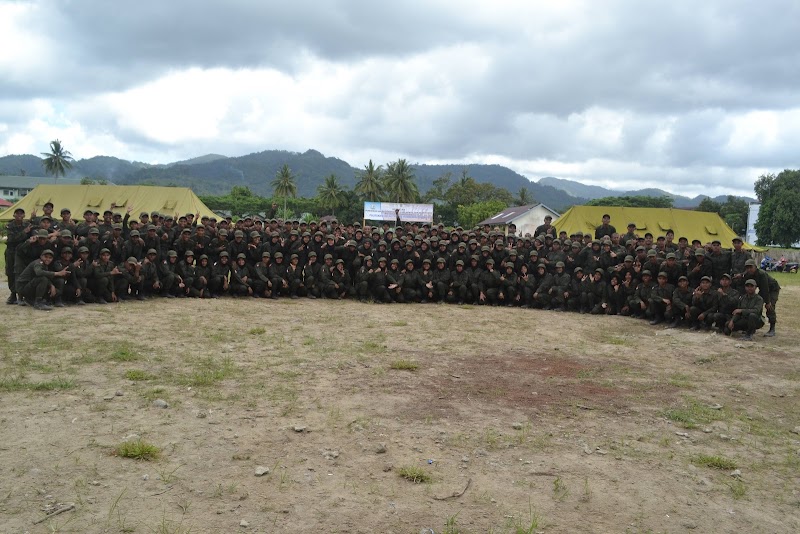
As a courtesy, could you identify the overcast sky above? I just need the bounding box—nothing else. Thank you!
[1,0,798,196]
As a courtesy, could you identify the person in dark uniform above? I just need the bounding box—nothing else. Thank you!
[16,249,69,310]
[5,208,32,304]
[594,214,617,240]
[744,259,779,337]
[726,279,764,341]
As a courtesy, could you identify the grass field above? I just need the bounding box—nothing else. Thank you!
[0,286,798,533]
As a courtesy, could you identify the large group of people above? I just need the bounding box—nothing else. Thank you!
[4,205,780,341]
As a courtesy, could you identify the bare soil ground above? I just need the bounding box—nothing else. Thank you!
[0,285,798,533]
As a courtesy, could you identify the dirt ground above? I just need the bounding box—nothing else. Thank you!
[0,285,798,533]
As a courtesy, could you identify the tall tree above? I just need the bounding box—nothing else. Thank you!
[515,187,532,206]
[584,195,674,208]
[383,159,419,203]
[754,170,800,247]
[41,139,74,184]
[317,174,346,216]
[354,159,384,201]
[271,164,297,215]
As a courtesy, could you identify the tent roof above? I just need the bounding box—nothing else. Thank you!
[0,185,217,222]
[553,206,765,251]
[478,203,560,226]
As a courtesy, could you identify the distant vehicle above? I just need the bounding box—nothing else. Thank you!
[761,255,798,273]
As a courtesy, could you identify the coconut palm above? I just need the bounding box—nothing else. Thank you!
[41,139,74,184]
[383,159,419,203]
[515,187,532,206]
[271,164,297,215]
[317,174,346,216]
[354,159,384,201]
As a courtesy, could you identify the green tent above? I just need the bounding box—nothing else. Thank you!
[0,185,217,222]
[553,206,764,250]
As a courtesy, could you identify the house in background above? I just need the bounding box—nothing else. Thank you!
[478,203,560,237]
[0,175,83,202]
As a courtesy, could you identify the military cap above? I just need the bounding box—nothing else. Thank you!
[235,253,245,259]
[405,240,414,246]
[60,246,73,254]
[146,224,157,231]
[378,240,387,247]
[646,249,657,257]
[666,252,676,259]
[405,258,414,265]
[250,231,260,238]
[694,250,705,256]
[627,222,636,228]
[290,230,299,236]
[146,248,158,255]
[572,242,581,248]
[481,246,491,252]
[624,255,634,262]
[504,262,514,269]
[181,228,191,234]
[100,248,111,254]
[78,246,89,253]
[544,234,554,240]
[41,249,54,256]
[378,256,387,263]
[711,239,721,245]
[302,231,311,237]
[35,229,49,238]
[635,245,645,251]
[691,239,702,244]
[218,229,229,236]
[641,269,652,276]
[324,254,333,260]
[261,251,270,258]
[112,223,122,230]
[326,234,335,240]
[314,231,324,237]
[485,258,495,265]
[58,229,72,238]
[83,209,93,215]
[290,253,299,260]
[700,275,712,282]
[529,250,539,255]
[436,257,445,264]
[126,257,138,264]
[219,251,229,258]
[308,251,317,257]
[468,238,478,245]
[536,263,546,270]
[595,268,604,274]
[555,261,565,268]
[575,231,584,237]
[455,259,464,266]
[129,230,140,237]
[563,240,572,247]
[509,249,518,256]
[274,252,283,259]
[470,255,480,261]
[234,230,244,237]
[626,239,635,246]
[591,239,600,245]
[138,211,149,218]
[391,258,400,264]
[744,259,756,267]
[732,237,743,243]
[745,278,756,286]
[335,258,344,264]
[88,227,100,235]
[657,271,668,278]
[40,215,52,222]
[60,207,71,214]
[167,250,178,257]
[720,273,731,280]
[674,275,687,282]
[185,250,194,256]
[165,216,174,221]
[457,241,466,248]
[574,266,583,272]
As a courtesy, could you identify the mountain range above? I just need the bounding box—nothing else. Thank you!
[0,150,753,211]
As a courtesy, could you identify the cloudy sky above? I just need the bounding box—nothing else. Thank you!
[1,0,797,196]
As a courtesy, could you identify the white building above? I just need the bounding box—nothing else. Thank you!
[747,202,800,248]
[478,203,560,237]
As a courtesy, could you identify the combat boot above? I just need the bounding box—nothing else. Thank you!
[33,299,53,311]
[54,297,65,308]
[764,323,776,337]
[6,292,17,305]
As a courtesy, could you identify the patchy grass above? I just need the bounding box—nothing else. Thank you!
[663,399,725,429]
[0,376,76,392]
[248,327,266,335]
[115,440,160,461]
[692,454,737,470]
[124,369,156,381]
[389,359,419,371]
[178,356,236,386]
[109,343,143,362]
[397,465,432,484]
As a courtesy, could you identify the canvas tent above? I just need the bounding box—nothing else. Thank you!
[0,185,217,222]
[553,206,763,250]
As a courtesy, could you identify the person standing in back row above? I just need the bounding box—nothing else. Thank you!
[595,214,617,240]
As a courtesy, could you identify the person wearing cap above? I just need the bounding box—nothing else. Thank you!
[477,258,501,305]
[15,249,69,310]
[175,251,204,297]
[641,249,662,281]
[250,251,272,297]
[547,261,571,311]
[208,229,229,264]
[302,252,322,299]
[229,253,253,297]
[628,270,654,318]
[54,246,80,305]
[5,208,31,303]
[397,258,420,302]
[566,267,587,313]
[330,258,354,299]
[594,214,617,240]
[585,268,608,314]
[417,258,436,303]
[744,259,780,337]
[172,227,196,259]
[708,273,739,331]
[118,257,145,301]
[687,275,718,330]
[122,229,146,262]
[89,248,121,304]
[726,279,765,340]
[431,257,452,303]
[647,272,675,325]
[286,253,305,299]
[667,276,693,328]
[531,263,554,309]
[227,229,248,261]
[209,251,231,297]
[15,229,54,285]
[366,256,389,303]
[195,254,214,298]
[29,202,55,228]
[159,250,181,298]
[497,261,519,307]
[354,256,375,302]
[660,252,683,286]
[729,237,752,289]
[707,239,731,285]
[268,252,290,299]
[687,248,712,288]
[448,259,469,304]
[140,249,163,298]
[534,215,556,240]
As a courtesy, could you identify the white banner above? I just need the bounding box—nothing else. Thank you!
[364,202,434,223]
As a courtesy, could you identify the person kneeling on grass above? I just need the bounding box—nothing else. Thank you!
[726,279,765,341]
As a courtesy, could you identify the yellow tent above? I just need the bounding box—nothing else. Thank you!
[0,185,217,222]
[553,206,764,250]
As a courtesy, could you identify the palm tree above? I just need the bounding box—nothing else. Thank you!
[354,159,384,201]
[41,139,74,184]
[383,159,419,203]
[317,174,346,216]
[271,164,297,215]
[515,187,532,206]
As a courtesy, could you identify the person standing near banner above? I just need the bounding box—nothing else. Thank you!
[395,208,402,228]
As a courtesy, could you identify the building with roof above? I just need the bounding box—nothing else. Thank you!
[0,175,83,201]
[478,203,560,237]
